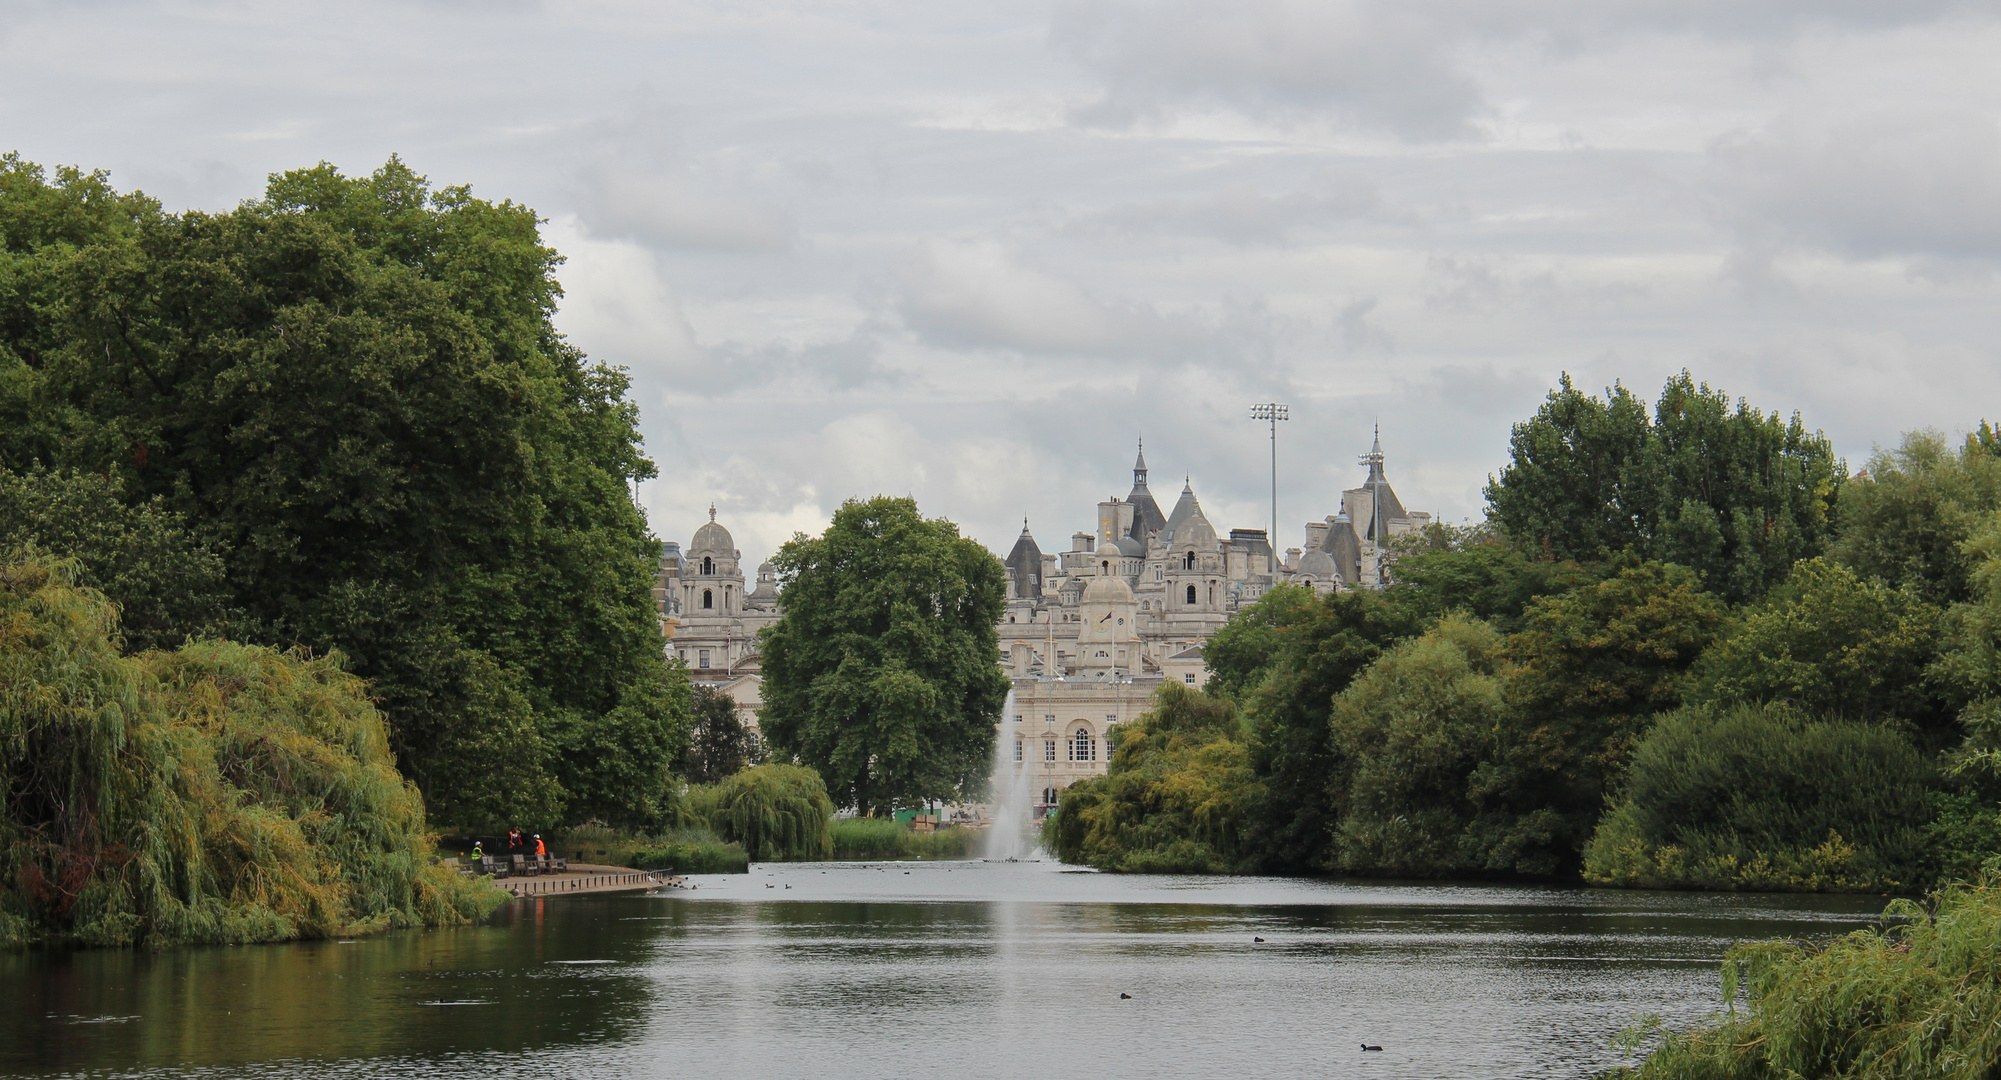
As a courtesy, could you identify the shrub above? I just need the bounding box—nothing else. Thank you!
[1612,883,2001,1079]
[0,558,503,948]
[698,764,834,862]
[1583,703,1932,891]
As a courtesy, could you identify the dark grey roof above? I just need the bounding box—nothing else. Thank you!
[1005,522,1044,599]
[1126,442,1167,540]
[1227,528,1272,559]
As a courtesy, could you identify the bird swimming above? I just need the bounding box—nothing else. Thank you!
[1361,1044,1383,1052]
[1253,936,1265,942]
[1120,993,1132,999]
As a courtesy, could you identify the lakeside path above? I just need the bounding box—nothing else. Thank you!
[493,863,680,898]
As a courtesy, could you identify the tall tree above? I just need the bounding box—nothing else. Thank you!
[0,156,687,828]
[1833,430,2001,606]
[1487,372,1842,603]
[679,684,757,785]
[758,496,1010,816]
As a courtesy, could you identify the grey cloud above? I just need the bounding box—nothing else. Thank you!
[1072,180,1384,245]
[1051,0,1486,141]
[578,165,794,252]
[1709,110,2001,272]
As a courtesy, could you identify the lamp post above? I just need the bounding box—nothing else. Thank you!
[1250,403,1288,562]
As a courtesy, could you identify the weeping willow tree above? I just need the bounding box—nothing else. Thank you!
[694,765,833,862]
[1613,883,2001,1079]
[0,557,503,947]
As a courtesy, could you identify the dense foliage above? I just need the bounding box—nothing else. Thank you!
[0,154,688,830]
[1054,374,2001,904]
[1612,884,2001,1079]
[686,764,834,862]
[1486,372,1841,603]
[678,685,758,785]
[1043,684,1259,873]
[759,496,1010,816]
[1584,704,1932,891]
[0,558,501,947]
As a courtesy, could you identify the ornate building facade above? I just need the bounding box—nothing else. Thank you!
[655,435,1432,812]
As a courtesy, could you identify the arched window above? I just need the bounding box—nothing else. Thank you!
[1183,551,1195,570]
[702,556,714,575]
[1070,728,1095,762]
[1101,560,1110,574]
[1042,787,1060,806]
[1186,584,1197,605]
[702,589,714,609]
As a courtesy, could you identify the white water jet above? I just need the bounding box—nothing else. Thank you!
[983,689,1040,860]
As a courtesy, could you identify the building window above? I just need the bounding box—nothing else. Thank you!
[1186,584,1197,605]
[1184,673,1196,684]
[1096,650,1107,658]
[1044,739,1057,761]
[1014,714,1023,723]
[702,556,714,575]
[1014,737,1024,762]
[1070,729,1094,762]
[1105,714,1117,724]
[703,589,714,610]
[1044,714,1055,725]
[698,649,711,669]
[1183,551,1195,570]
[1042,787,1060,806]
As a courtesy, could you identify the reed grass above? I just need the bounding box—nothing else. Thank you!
[829,817,980,859]
[1611,881,2001,1079]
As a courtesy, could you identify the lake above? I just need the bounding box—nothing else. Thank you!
[0,860,1886,1079]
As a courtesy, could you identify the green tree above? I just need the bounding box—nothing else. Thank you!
[1833,430,2001,605]
[1471,558,1725,875]
[0,157,687,828]
[679,684,756,785]
[1327,614,1509,876]
[695,764,833,862]
[758,496,1010,816]
[1045,684,1259,873]
[0,467,231,652]
[1209,586,1422,872]
[1384,524,1605,634]
[1687,557,1944,733]
[1487,372,1842,603]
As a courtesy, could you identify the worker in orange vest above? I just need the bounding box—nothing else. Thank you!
[534,834,547,859]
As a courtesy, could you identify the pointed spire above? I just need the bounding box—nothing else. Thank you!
[1021,516,1032,534]
[708,503,717,522]
[1133,437,1148,483]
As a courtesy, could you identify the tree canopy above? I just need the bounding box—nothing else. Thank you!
[0,155,687,828]
[1486,372,1842,603]
[758,496,1010,816]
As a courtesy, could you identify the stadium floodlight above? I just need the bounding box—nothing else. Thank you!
[1249,403,1289,559]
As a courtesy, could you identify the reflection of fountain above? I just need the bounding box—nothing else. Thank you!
[983,690,1041,860]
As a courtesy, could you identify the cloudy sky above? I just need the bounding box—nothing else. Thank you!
[6,1,2000,563]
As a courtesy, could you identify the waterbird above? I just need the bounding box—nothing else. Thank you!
[1253,936,1265,942]
[1361,1045,1383,1052]
[1120,993,1132,999]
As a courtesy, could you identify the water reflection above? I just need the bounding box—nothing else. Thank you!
[0,863,1884,1079]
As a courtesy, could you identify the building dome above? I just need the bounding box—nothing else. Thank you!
[1297,548,1340,583]
[690,504,735,555]
[1114,535,1145,558]
[1083,541,1136,603]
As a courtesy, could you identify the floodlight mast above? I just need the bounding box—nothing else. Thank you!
[1250,403,1288,567]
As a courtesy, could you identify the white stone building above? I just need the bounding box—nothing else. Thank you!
[656,434,1431,812]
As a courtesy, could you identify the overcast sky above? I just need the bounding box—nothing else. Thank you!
[6,1,2000,563]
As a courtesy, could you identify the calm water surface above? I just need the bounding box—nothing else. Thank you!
[0,860,1886,1079]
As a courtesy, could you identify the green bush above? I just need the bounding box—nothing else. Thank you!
[698,764,834,862]
[0,558,504,948]
[1044,684,1259,874]
[631,841,749,875]
[1612,883,2001,1079]
[1583,703,1932,891]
